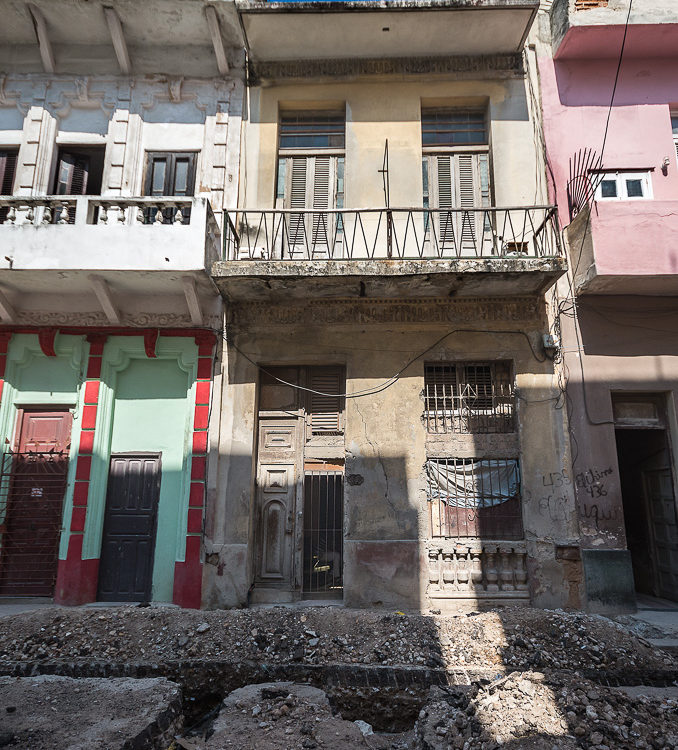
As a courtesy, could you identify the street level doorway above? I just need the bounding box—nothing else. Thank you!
[614,396,678,602]
[0,409,72,596]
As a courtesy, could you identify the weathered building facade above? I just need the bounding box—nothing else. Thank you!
[206,0,582,612]
[539,0,678,610]
[0,0,244,606]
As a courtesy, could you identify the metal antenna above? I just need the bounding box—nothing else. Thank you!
[379,139,390,208]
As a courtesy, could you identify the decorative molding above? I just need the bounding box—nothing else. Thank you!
[230,297,543,328]
[16,311,196,327]
[250,53,524,83]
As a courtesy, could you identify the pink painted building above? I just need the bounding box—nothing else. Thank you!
[540,0,678,610]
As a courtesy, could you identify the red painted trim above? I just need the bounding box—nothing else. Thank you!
[87,357,102,379]
[187,508,202,534]
[195,380,211,405]
[197,358,212,380]
[192,431,208,455]
[144,330,159,358]
[191,456,206,481]
[70,507,87,533]
[173,535,202,609]
[0,332,12,355]
[81,405,97,430]
[54,535,99,606]
[72,482,89,506]
[78,431,95,455]
[37,329,57,357]
[0,325,217,338]
[193,404,209,430]
[84,381,100,404]
[189,482,205,507]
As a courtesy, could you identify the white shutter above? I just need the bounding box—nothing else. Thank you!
[426,155,456,248]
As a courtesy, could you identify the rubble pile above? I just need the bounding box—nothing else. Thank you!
[0,606,673,674]
[413,672,678,750]
[199,681,409,750]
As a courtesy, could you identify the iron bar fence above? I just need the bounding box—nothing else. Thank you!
[0,451,69,596]
[223,206,561,261]
[426,457,523,540]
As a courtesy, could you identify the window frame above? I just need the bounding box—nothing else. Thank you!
[423,361,515,434]
[592,170,653,202]
[143,151,198,198]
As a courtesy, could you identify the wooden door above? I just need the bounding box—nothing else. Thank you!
[254,369,303,593]
[643,468,678,601]
[97,454,161,602]
[0,410,72,596]
[143,152,196,224]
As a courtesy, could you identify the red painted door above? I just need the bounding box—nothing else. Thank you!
[0,410,72,596]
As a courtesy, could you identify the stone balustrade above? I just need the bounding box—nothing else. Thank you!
[427,541,529,600]
[0,196,195,226]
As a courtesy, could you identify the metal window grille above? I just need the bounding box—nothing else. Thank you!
[0,451,69,596]
[279,112,346,150]
[426,457,523,539]
[421,109,487,147]
[424,362,515,433]
[303,471,343,597]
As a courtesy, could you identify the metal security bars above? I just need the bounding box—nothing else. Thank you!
[426,458,523,539]
[424,362,515,434]
[303,471,343,597]
[223,206,561,261]
[0,451,69,596]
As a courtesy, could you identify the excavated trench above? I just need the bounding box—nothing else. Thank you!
[5,658,678,741]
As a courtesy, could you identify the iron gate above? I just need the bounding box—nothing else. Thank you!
[303,471,344,597]
[0,451,69,596]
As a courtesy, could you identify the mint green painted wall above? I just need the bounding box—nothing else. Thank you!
[83,337,198,603]
[109,358,192,602]
[0,334,87,559]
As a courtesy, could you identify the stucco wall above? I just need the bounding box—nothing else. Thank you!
[242,76,544,211]
[204,299,580,611]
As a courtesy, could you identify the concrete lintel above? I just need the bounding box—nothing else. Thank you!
[205,5,230,76]
[0,288,18,323]
[103,6,132,75]
[182,275,204,326]
[88,274,121,325]
[26,3,55,74]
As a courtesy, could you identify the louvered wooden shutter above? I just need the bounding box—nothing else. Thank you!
[307,368,343,435]
[456,154,479,252]
[288,156,308,246]
[311,156,332,250]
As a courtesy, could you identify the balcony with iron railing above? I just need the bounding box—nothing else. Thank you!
[0,196,221,325]
[212,205,566,300]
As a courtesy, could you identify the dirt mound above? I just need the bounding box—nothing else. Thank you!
[413,672,678,750]
[0,606,673,675]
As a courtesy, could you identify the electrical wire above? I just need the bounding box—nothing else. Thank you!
[218,326,546,400]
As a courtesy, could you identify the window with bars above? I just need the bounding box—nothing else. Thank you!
[424,362,514,434]
[0,149,18,224]
[277,111,345,256]
[421,109,491,253]
[426,457,523,539]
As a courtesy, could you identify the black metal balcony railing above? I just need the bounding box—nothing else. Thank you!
[223,206,561,262]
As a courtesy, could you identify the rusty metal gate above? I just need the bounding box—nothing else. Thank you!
[302,470,343,597]
[0,451,69,596]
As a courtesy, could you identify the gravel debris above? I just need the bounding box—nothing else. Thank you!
[0,606,674,673]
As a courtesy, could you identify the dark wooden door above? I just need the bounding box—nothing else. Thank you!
[0,410,72,596]
[97,454,161,602]
[143,152,196,224]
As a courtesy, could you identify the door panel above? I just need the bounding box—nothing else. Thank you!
[97,454,161,602]
[643,468,678,601]
[0,410,72,596]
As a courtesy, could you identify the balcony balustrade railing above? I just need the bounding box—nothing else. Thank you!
[0,196,195,226]
[223,206,561,262]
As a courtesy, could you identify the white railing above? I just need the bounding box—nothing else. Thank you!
[0,196,196,226]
